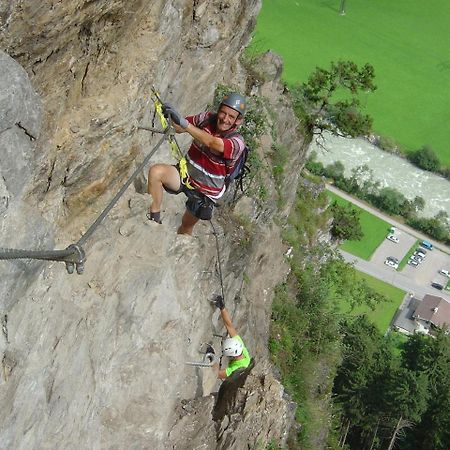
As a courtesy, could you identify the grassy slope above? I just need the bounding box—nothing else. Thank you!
[254,0,450,165]
[327,191,392,260]
[337,271,406,333]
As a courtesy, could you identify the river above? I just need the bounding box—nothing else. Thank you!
[309,132,450,219]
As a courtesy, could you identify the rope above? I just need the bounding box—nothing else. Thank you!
[0,130,169,274]
[209,220,226,303]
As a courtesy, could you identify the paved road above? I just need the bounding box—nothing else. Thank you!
[326,184,450,254]
[340,250,450,301]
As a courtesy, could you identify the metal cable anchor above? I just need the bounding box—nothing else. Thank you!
[61,244,86,274]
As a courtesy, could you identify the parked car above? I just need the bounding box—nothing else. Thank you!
[386,256,399,263]
[385,259,399,269]
[386,234,399,243]
[411,253,424,263]
[439,269,450,278]
[414,249,426,258]
[431,282,444,290]
[421,240,433,250]
[408,259,419,267]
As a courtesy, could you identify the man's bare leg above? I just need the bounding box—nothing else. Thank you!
[147,164,181,217]
[177,210,200,235]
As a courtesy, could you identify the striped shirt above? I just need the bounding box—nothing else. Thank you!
[184,112,245,200]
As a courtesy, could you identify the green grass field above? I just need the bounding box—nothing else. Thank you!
[337,271,406,332]
[253,0,450,165]
[327,190,392,260]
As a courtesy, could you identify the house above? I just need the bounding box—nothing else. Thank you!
[412,294,450,333]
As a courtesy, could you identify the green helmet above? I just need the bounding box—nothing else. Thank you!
[220,92,246,116]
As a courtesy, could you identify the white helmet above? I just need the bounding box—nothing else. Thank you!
[222,337,243,357]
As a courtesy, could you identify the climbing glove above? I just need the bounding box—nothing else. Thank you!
[162,103,189,129]
[213,295,225,310]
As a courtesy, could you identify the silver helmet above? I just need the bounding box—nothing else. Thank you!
[220,92,246,116]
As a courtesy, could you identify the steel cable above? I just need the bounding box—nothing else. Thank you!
[209,220,226,303]
[77,131,167,246]
[0,130,169,273]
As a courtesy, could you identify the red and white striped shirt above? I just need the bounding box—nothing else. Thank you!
[184,112,245,200]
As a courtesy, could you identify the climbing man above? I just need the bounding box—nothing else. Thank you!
[211,295,251,380]
[147,92,246,235]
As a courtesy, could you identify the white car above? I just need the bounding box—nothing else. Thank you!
[386,234,399,243]
[439,269,450,278]
[384,259,399,269]
[411,253,424,263]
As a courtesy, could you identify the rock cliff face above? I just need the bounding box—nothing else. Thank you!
[0,1,307,448]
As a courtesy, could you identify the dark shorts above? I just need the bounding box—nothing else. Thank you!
[163,165,215,221]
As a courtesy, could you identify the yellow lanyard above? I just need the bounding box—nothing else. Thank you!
[151,86,194,189]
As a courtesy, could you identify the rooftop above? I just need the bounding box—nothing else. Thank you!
[413,294,450,329]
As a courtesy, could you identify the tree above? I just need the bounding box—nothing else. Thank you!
[407,212,450,244]
[333,316,393,448]
[408,145,440,172]
[374,187,409,216]
[291,60,376,139]
[348,164,379,197]
[400,331,450,450]
[384,368,429,450]
[411,196,425,213]
[325,160,345,180]
[318,259,387,313]
[329,201,363,241]
[305,160,325,176]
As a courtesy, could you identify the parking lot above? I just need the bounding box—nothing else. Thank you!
[371,230,415,266]
[370,231,450,293]
[402,247,449,285]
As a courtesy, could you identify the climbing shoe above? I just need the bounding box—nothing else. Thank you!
[146,211,162,224]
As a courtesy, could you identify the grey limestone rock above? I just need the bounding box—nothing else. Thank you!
[0,50,48,311]
[0,50,42,199]
[250,50,284,83]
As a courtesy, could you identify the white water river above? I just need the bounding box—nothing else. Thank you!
[309,132,450,219]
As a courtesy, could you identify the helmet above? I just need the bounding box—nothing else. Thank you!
[222,337,243,357]
[220,92,246,116]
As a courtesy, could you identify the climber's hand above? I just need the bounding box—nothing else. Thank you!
[212,295,225,310]
[162,103,188,129]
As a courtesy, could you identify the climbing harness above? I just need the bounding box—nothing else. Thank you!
[0,116,170,274]
[149,86,195,190]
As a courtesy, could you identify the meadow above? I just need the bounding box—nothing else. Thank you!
[327,190,392,260]
[253,0,450,165]
[336,271,406,333]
